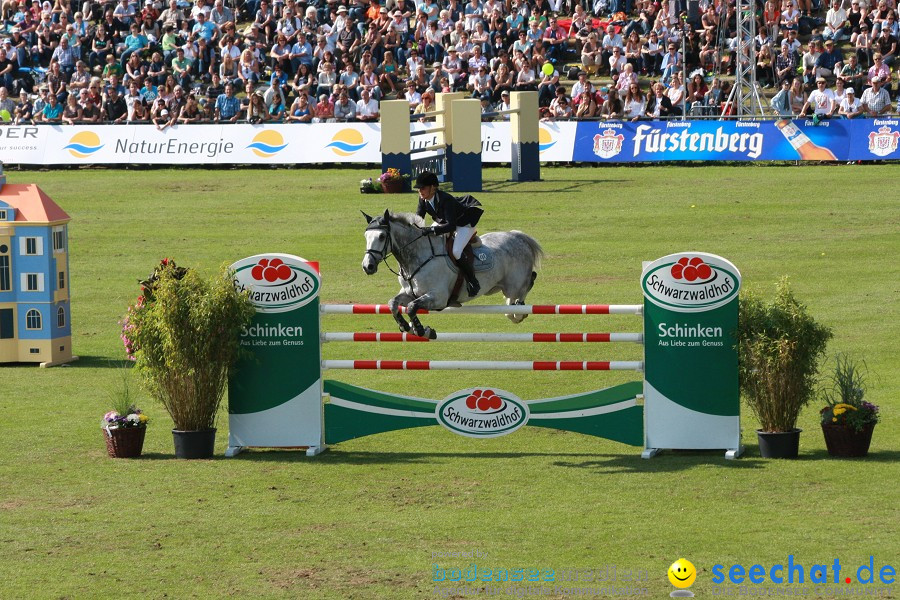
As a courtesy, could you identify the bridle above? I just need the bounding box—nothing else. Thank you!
[365,217,447,288]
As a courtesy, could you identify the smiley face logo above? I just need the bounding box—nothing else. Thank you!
[668,558,697,589]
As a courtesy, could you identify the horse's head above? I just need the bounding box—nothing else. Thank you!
[361,209,392,275]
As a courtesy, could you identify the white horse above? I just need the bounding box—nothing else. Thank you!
[361,210,544,339]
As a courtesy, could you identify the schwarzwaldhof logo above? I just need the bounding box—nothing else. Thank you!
[642,253,741,313]
[436,388,529,438]
[231,254,320,313]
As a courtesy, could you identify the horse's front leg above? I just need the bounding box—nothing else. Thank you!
[407,292,439,339]
[389,292,414,332]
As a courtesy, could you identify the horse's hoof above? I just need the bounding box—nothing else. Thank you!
[422,327,437,340]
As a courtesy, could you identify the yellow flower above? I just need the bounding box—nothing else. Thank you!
[139,414,149,423]
[832,417,837,422]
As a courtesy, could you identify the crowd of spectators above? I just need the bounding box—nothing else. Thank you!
[0,0,899,125]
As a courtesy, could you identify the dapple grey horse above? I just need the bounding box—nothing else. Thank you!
[361,210,544,339]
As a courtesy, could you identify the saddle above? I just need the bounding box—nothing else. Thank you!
[444,232,481,306]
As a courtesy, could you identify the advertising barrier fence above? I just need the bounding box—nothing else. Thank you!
[1,118,898,165]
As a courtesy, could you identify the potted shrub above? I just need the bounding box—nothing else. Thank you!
[819,354,880,457]
[736,277,832,458]
[122,259,255,459]
[101,367,149,459]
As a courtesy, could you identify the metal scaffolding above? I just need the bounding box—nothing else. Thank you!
[725,0,768,116]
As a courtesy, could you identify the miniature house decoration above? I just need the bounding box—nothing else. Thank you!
[0,163,75,366]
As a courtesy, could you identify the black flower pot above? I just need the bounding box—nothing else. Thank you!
[172,429,217,459]
[757,429,801,459]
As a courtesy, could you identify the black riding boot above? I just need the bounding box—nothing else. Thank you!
[459,251,481,296]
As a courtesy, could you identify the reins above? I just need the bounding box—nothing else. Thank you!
[367,218,448,289]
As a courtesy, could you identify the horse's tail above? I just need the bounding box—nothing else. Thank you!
[511,231,544,272]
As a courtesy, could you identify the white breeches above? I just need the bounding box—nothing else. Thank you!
[452,226,476,260]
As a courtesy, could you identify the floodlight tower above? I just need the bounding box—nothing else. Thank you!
[725,0,767,116]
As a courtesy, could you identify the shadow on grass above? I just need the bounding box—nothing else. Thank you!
[551,449,768,473]
[64,355,132,369]
[230,450,609,464]
[794,449,900,462]
[480,179,630,194]
[131,452,225,461]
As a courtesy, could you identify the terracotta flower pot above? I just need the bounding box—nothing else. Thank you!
[822,423,874,458]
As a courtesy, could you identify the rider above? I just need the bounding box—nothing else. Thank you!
[414,171,483,296]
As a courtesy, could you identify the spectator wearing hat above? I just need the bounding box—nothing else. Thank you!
[13,89,34,124]
[875,26,897,66]
[860,75,892,115]
[839,86,864,117]
[570,70,593,98]
[802,77,836,117]
[769,78,793,117]
[816,38,843,82]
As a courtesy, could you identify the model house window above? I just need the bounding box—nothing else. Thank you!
[0,255,9,292]
[22,273,45,292]
[22,237,43,256]
[52,227,66,252]
[0,210,6,220]
[58,271,65,290]
[26,309,42,330]
[57,307,66,328]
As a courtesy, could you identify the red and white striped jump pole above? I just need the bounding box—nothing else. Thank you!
[323,332,644,343]
[322,360,643,371]
[321,304,643,316]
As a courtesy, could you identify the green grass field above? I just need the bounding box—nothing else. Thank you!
[1,166,898,599]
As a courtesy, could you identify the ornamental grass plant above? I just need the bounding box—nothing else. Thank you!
[122,260,255,431]
[819,354,880,432]
[736,277,833,433]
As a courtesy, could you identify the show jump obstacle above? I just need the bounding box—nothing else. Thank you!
[380,91,541,193]
[226,252,743,459]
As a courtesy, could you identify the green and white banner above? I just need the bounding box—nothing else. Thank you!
[641,253,742,458]
[226,254,324,456]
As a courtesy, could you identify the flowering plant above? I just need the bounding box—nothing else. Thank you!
[819,354,879,432]
[103,366,148,429]
[378,168,407,183]
[120,259,255,431]
[103,408,149,429]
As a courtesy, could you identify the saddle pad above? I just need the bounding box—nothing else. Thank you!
[444,245,494,272]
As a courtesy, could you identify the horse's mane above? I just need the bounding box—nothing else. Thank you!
[388,211,425,228]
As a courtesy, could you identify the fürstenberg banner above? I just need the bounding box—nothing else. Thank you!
[1,118,897,164]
